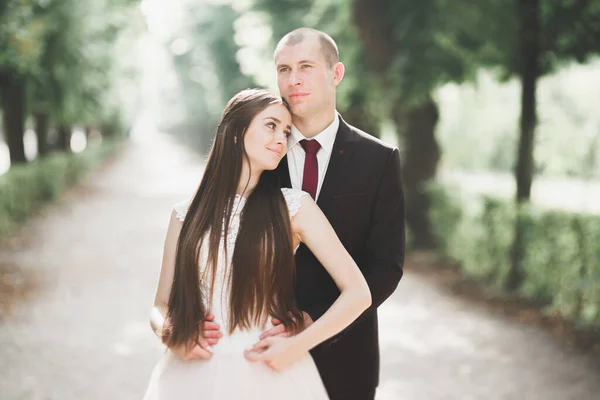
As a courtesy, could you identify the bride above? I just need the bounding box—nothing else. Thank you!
[143,89,371,399]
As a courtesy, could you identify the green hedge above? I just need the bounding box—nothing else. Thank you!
[0,139,124,238]
[427,181,600,327]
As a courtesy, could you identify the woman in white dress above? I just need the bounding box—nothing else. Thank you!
[143,89,371,400]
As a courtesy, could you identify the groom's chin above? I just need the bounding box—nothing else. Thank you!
[289,102,310,118]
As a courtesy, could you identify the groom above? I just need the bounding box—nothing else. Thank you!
[263,28,405,400]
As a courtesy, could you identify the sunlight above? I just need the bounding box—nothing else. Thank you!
[234,11,276,90]
[0,142,9,175]
[140,0,185,40]
[23,129,38,161]
[71,127,87,153]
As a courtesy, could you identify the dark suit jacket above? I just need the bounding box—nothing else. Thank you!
[276,116,405,399]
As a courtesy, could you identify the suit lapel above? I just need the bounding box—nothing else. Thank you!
[317,117,357,213]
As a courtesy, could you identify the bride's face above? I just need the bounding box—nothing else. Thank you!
[243,103,292,172]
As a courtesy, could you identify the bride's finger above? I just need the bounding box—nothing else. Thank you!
[204,320,220,330]
[196,336,212,352]
[259,324,285,340]
[204,329,223,339]
[249,338,271,351]
[204,313,215,321]
[244,349,265,362]
[191,345,212,360]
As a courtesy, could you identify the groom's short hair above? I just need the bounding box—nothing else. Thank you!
[275,28,339,68]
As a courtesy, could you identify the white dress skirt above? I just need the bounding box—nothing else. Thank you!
[142,189,329,400]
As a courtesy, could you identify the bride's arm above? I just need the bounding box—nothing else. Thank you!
[150,211,181,340]
[149,210,216,360]
[288,195,372,352]
[247,195,371,367]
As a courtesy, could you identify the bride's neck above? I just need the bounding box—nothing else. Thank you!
[237,165,261,197]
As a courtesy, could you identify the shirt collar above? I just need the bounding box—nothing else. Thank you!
[288,112,340,154]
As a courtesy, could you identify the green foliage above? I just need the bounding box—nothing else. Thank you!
[352,0,487,110]
[1,0,141,159]
[252,0,313,41]
[166,3,256,141]
[0,0,47,75]
[426,181,463,256]
[0,139,123,237]
[471,0,600,79]
[427,182,600,327]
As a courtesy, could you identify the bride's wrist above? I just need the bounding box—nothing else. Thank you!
[290,330,314,354]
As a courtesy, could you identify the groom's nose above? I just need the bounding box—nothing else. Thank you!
[288,70,302,87]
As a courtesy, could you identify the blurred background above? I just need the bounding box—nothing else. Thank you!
[1,0,600,399]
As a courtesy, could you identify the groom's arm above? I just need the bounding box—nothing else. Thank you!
[305,147,405,345]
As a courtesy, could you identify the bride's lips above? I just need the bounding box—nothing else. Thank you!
[267,148,283,157]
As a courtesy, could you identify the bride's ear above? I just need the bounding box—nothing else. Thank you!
[332,62,345,86]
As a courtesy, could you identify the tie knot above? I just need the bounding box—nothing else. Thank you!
[300,139,321,155]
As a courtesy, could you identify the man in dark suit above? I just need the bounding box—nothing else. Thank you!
[260,27,405,400]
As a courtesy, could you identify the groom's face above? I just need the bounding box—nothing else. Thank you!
[275,37,336,119]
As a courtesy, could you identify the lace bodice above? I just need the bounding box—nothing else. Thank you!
[171,188,309,353]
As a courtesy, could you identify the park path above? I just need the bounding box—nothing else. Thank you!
[1,127,599,400]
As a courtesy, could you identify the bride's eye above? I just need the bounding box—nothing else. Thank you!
[266,122,276,129]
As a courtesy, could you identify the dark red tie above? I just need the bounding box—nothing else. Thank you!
[300,139,321,200]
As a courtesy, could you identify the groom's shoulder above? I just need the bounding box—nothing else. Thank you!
[344,121,397,155]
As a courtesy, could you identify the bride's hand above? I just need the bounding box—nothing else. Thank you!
[244,336,305,371]
[170,337,213,361]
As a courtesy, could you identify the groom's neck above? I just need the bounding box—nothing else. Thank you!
[293,110,336,139]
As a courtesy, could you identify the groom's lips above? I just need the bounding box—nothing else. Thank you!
[289,92,309,101]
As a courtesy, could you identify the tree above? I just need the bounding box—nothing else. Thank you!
[467,0,600,289]
[352,0,483,249]
[1,0,141,164]
[0,0,46,164]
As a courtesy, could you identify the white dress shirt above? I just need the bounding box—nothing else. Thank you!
[286,114,340,200]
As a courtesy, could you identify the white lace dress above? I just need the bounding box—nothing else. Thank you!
[142,188,329,400]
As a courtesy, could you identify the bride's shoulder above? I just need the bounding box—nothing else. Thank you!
[173,200,191,222]
[280,188,311,218]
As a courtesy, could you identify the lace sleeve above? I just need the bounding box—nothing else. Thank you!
[281,188,309,218]
[173,201,190,222]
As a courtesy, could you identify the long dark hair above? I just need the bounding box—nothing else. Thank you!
[162,89,304,349]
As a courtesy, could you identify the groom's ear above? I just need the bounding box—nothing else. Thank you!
[332,62,345,87]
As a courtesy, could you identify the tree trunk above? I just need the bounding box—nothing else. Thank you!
[0,77,27,165]
[57,125,71,152]
[343,90,380,137]
[395,97,441,249]
[515,0,539,202]
[34,112,50,157]
[508,0,540,291]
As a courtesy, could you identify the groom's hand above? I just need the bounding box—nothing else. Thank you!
[201,313,223,346]
[259,311,313,340]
